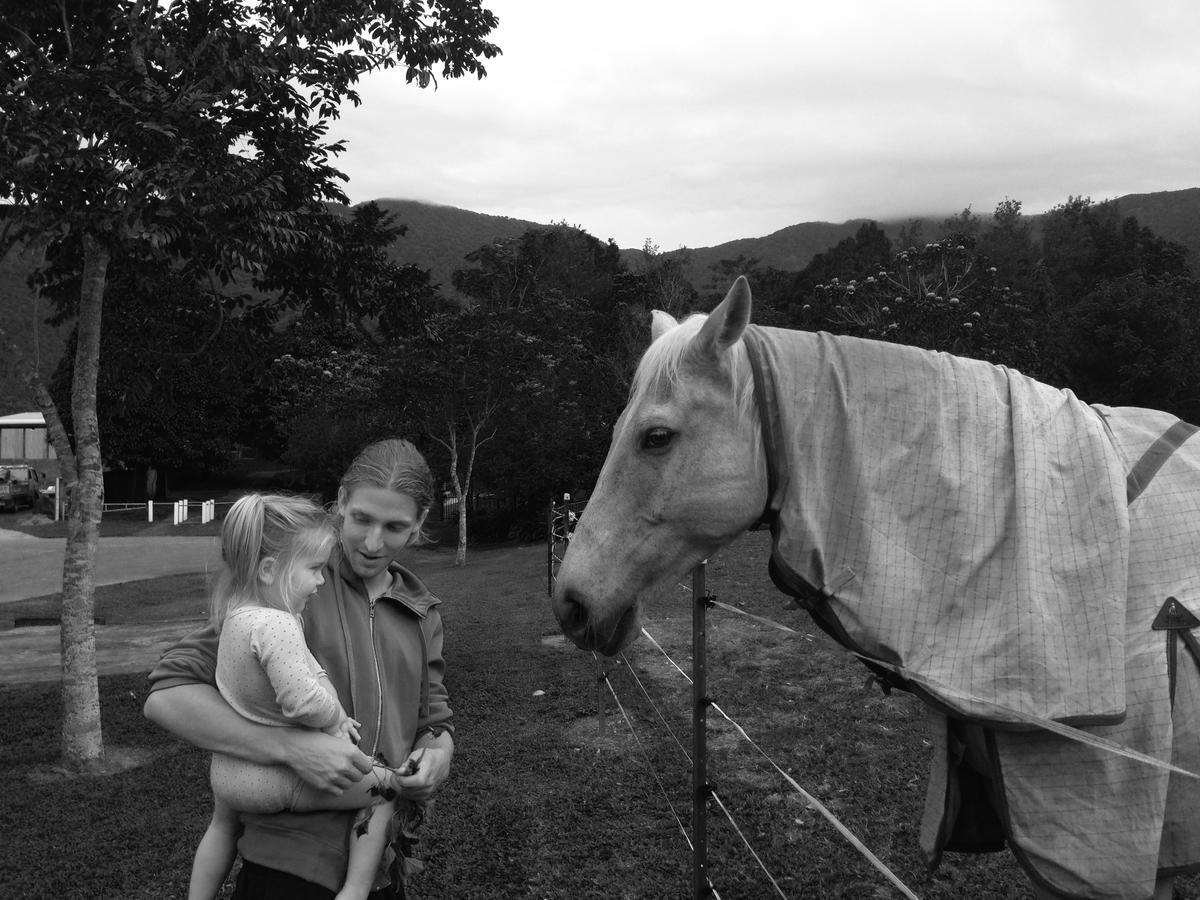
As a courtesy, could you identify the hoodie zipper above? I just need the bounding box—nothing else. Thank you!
[368,596,384,758]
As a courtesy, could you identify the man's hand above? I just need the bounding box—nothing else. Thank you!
[393,733,453,801]
[145,683,374,793]
[280,729,374,793]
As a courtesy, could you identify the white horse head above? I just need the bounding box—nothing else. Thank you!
[552,276,768,654]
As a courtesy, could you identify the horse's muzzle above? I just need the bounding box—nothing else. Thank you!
[553,585,640,657]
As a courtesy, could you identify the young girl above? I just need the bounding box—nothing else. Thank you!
[189,493,406,900]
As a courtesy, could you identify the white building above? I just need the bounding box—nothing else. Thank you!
[0,411,57,472]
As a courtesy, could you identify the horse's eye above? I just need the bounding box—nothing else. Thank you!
[641,428,675,452]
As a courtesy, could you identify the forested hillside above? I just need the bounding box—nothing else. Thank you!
[367,199,542,297]
[3,188,1198,416]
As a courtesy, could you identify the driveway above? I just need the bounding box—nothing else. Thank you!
[0,528,219,685]
[0,528,219,604]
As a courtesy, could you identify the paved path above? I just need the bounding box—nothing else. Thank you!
[0,528,218,685]
[0,619,207,686]
[0,529,219,604]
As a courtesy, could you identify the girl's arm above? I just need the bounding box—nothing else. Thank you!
[250,610,344,730]
[317,674,362,744]
[144,683,373,793]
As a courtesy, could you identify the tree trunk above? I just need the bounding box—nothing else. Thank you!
[455,490,468,567]
[60,234,109,771]
[441,425,469,567]
[457,428,481,567]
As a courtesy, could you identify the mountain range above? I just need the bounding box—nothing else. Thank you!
[3,186,1198,416]
[373,187,1200,299]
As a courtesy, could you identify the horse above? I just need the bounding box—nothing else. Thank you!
[552,277,1200,900]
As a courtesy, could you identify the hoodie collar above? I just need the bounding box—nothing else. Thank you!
[334,543,440,617]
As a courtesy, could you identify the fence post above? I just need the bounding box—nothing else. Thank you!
[147,500,154,523]
[596,656,607,736]
[693,560,711,900]
[546,499,554,597]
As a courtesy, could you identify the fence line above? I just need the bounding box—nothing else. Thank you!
[635,610,918,899]
[623,629,790,898]
[549,522,922,899]
[691,561,710,899]
[595,653,695,854]
[618,637,792,898]
[100,498,234,525]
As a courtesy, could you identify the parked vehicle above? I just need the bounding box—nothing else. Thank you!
[0,465,39,512]
[35,482,57,516]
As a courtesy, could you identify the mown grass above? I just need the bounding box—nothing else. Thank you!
[3,533,1198,899]
[0,574,210,629]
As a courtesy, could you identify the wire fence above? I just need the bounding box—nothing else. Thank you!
[547,508,921,899]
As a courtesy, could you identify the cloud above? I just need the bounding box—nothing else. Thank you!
[330,0,1200,249]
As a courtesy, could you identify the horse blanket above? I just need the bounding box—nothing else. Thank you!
[741,326,1200,899]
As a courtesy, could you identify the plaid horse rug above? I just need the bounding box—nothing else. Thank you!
[741,326,1200,899]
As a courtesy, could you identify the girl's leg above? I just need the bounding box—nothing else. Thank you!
[334,800,397,900]
[189,798,241,900]
[291,763,399,812]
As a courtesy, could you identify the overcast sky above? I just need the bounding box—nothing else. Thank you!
[330,0,1200,250]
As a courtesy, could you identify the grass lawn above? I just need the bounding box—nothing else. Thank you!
[3,532,1198,899]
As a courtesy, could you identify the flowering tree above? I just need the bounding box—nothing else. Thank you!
[799,235,1047,378]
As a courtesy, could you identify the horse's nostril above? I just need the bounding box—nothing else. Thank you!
[554,589,593,645]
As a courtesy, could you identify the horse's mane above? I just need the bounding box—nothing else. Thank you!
[629,313,760,430]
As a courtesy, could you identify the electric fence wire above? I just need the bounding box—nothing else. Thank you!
[618,650,693,764]
[624,633,787,899]
[708,699,920,900]
[638,618,922,900]
[592,651,695,855]
[707,790,790,900]
[709,598,813,640]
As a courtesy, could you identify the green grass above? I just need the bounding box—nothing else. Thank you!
[3,534,1198,899]
[0,574,210,629]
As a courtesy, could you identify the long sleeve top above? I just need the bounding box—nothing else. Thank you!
[216,605,343,731]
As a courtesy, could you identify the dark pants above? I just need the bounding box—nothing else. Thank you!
[232,859,403,900]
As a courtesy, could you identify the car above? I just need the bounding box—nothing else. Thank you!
[0,465,39,512]
[35,482,58,516]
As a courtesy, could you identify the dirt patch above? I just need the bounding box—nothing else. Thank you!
[21,744,168,782]
[564,715,640,757]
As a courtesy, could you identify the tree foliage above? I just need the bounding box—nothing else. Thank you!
[800,234,1047,378]
[0,0,499,770]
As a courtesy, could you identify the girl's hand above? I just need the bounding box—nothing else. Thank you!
[322,716,361,745]
[335,717,362,744]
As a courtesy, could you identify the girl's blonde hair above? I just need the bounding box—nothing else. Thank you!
[210,493,335,626]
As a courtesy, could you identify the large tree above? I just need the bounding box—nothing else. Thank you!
[0,0,498,770]
[47,263,263,486]
[453,225,628,512]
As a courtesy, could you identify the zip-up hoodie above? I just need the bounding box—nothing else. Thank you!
[147,543,453,892]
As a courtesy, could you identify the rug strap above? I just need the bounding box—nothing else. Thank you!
[1151,596,1200,707]
[1126,419,1199,504]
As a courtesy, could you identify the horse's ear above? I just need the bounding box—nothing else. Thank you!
[650,309,678,342]
[695,276,752,358]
